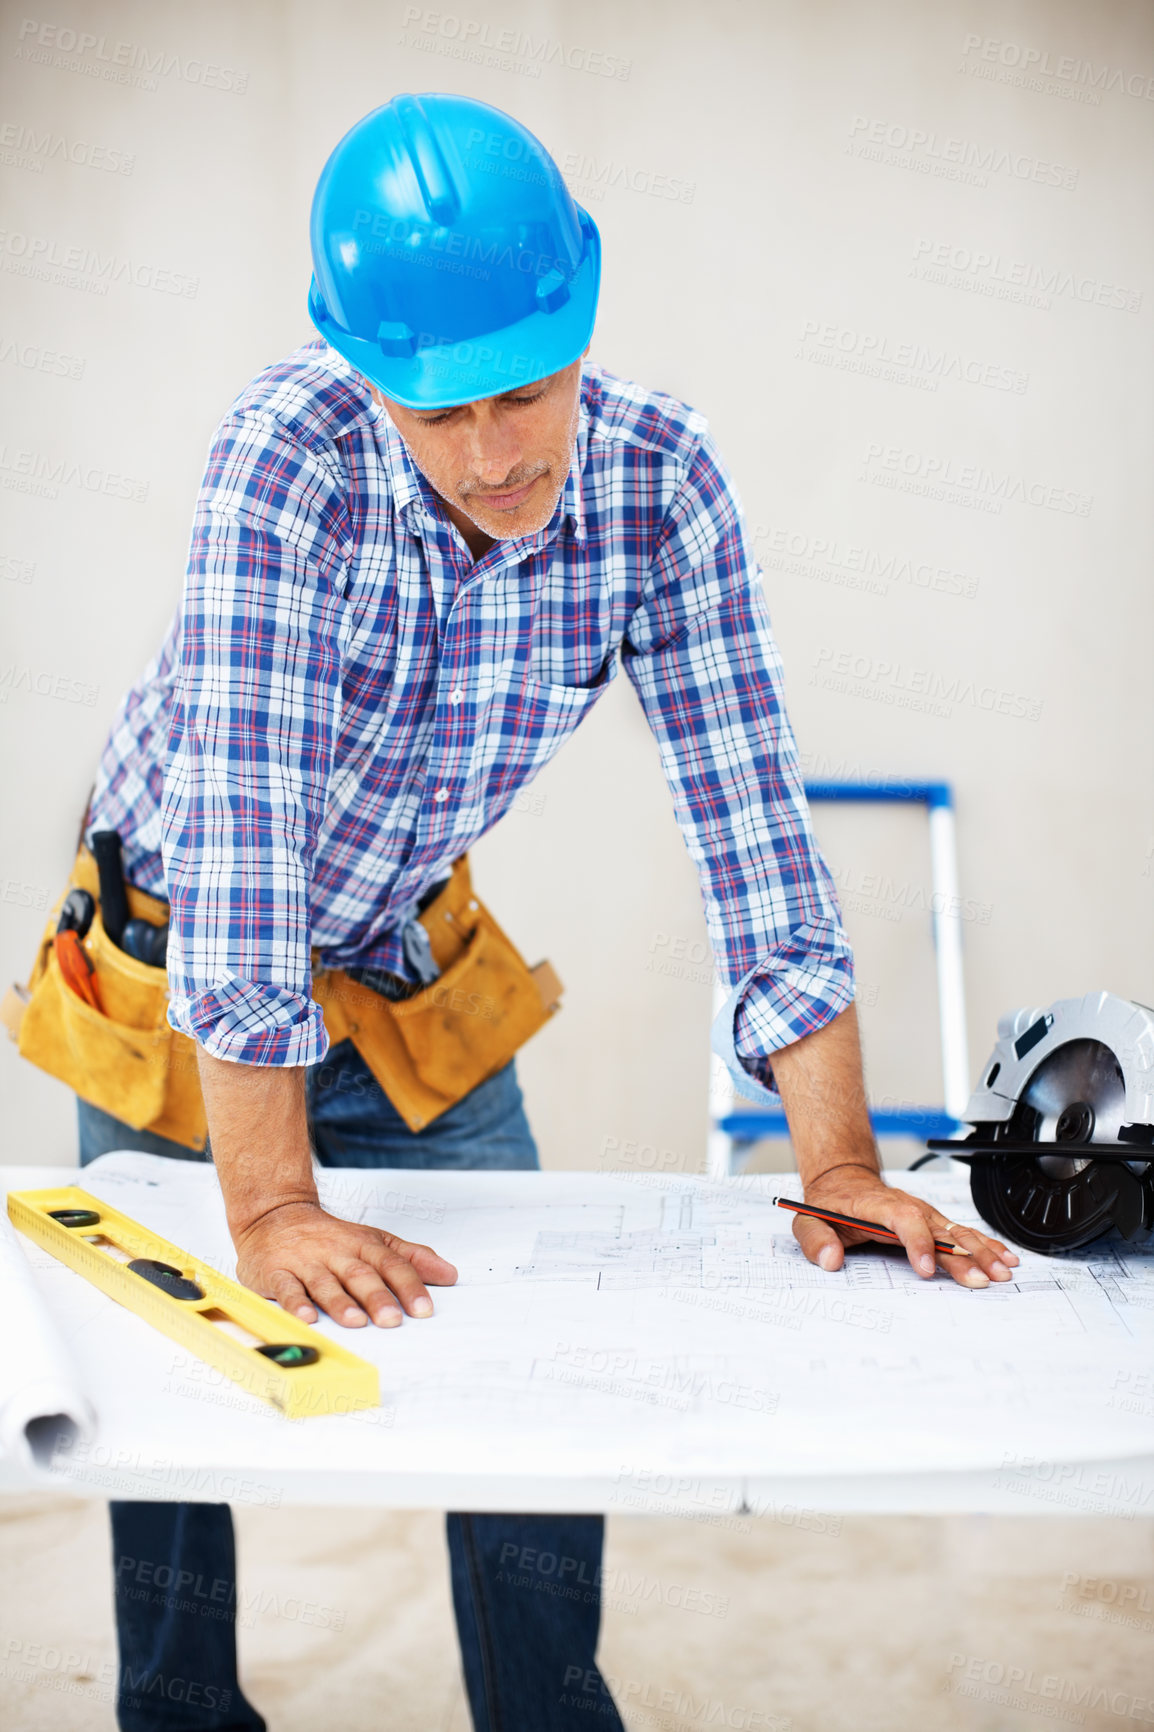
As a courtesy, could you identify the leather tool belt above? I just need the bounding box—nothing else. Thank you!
[5,850,562,1148]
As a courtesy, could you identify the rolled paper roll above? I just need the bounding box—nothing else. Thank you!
[0,1207,95,1471]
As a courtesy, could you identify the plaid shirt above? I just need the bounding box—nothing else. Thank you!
[87,342,853,1102]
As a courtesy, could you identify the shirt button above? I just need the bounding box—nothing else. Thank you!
[433,788,449,803]
[448,688,464,705]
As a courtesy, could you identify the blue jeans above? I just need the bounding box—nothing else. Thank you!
[79,1042,623,1732]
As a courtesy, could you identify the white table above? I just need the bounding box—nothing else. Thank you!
[2,1153,1152,1514]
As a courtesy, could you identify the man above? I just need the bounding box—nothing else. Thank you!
[73,93,1017,1731]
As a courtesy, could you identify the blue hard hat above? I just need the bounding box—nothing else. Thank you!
[308,94,600,409]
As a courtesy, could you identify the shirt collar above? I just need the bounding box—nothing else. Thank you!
[559,394,589,544]
[372,404,434,523]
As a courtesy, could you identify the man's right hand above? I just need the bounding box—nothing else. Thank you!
[234,1200,459,1329]
[194,1049,458,1329]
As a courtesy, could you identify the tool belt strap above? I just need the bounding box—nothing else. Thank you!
[313,856,562,1131]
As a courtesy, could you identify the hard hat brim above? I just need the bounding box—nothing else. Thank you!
[308,221,600,411]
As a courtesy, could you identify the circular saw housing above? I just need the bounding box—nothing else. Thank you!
[930,995,1154,1253]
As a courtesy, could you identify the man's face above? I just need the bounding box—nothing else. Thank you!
[371,356,583,543]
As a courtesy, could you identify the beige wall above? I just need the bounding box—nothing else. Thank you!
[2,0,1151,1172]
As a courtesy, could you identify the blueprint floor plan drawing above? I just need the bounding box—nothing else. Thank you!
[1,1153,1151,1509]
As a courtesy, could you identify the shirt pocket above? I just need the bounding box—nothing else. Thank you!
[525,652,616,721]
[487,659,617,792]
[526,632,619,691]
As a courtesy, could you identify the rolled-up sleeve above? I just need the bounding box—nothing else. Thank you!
[161,413,351,1066]
[621,430,855,1104]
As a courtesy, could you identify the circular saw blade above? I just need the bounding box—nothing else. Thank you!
[1020,1038,1126,1142]
[1019,1038,1125,1181]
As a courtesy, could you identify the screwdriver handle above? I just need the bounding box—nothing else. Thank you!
[90,830,130,944]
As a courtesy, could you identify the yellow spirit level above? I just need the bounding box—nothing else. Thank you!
[8,1187,379,1419]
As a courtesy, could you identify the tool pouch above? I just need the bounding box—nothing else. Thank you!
[7,850,559,1145]
[313,856,562,1132]
[11,849,208,1150]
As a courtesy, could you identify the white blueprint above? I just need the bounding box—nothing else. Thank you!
[3,1153,1152,1501]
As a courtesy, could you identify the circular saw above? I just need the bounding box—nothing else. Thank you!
[926,992,1154,1254]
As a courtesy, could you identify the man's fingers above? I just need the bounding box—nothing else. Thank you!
[299,1266,370,1328]
[791,1215,846,1271]
[340,1260,404,1326]
[381,1234,459,1286]
[264,1269,318,1323]
[365,1244,438,1317]
[931,1216,1018,1280]
[939,1217,1017,1262]
[936,1222,996,1287]
[887,1203,941,1278]
[257,1259,408,1328]
[886,1199,1004,1283]
[939,1247,991,1288]
[891,1206,995,1286]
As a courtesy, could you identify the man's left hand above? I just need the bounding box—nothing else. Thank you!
[791,1164,1020,1288]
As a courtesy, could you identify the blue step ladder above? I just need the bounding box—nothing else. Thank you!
[706,779,970,1179]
